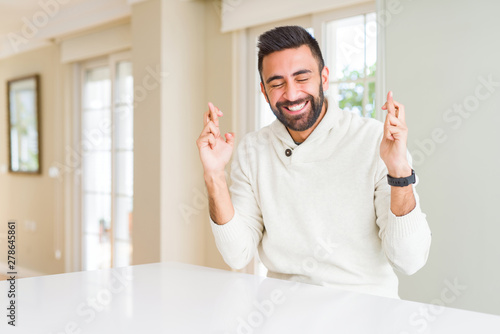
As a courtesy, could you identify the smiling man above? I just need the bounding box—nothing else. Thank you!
[196,26,431,298]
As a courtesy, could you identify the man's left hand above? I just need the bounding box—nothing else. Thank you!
[380,91,412,178]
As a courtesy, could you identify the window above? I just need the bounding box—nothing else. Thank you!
[324,12,377,117]
[80,53,134,270]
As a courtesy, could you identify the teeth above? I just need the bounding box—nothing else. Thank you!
[288,102,306,111]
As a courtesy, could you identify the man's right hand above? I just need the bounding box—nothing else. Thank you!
[196,102,235,176]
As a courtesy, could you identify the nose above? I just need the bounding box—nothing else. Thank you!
[283,80,301,102]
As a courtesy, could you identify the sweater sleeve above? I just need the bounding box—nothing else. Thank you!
[210,136,265,270]
[374,150,432,275]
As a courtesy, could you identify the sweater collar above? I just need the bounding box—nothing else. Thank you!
[270,99,338,148]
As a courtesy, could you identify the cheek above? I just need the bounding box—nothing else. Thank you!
[303,83,320,97]
[268,90,284,105]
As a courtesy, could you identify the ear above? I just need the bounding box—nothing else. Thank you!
[321,66,329,92]
[260,82,269,103]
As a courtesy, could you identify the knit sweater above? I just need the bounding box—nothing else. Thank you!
[210,104,432,298]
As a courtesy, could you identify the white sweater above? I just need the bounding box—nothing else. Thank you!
[211,104,432,298]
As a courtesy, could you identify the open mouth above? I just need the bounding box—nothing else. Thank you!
[284,100,309,114]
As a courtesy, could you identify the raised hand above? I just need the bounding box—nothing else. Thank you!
[196,102,235,176]
[380,91,412,178]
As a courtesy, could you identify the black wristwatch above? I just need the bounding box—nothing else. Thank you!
[387,169,416,187]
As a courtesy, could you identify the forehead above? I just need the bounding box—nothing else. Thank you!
[261,45,317,79]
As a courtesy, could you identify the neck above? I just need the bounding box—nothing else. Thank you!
[287,99,328,144]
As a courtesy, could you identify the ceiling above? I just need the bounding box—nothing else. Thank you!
[0,0,144,59]
[0,0,89,35]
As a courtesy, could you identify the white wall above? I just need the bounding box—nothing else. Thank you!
[158,0,208,265]
[384,0,500,315]
[204,3,234,270]
[221,0,368,32]
[132,0,235,270]
[132,0,230,267]
[0,45,66,276]
[131,0,162,265]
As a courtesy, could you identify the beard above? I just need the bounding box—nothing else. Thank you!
[268,83,325,132]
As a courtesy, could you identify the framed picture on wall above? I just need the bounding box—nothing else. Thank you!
[7,74,41,174]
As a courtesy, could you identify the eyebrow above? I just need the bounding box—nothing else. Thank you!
[265,69,312,84]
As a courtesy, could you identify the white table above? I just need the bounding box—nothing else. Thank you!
[1,262,499,333]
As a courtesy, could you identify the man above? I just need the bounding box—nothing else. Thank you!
[196,26,431,298]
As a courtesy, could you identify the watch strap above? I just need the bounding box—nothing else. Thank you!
[387,169,416,187]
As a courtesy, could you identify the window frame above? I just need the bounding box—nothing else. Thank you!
[312,2,384,121]
[74,50,133,271]
[313,3,383,120]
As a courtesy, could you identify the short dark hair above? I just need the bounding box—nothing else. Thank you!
[257,26,325,83]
